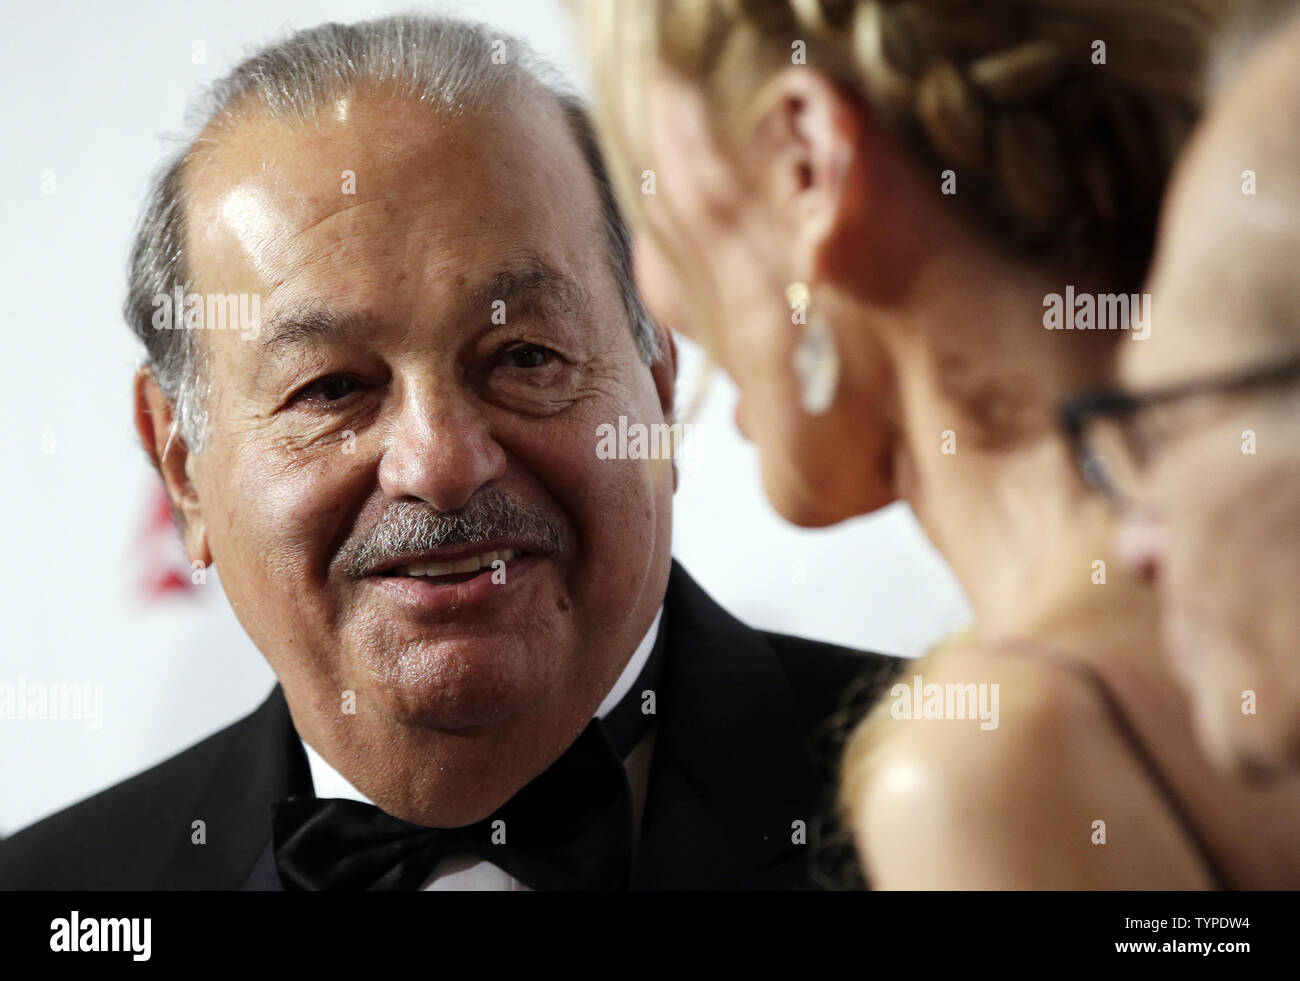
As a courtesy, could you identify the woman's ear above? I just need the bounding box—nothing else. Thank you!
[747,66,925,302]
[747,67,873,286]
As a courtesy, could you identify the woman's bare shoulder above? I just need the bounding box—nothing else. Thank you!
[852,644,1211,888]
[873,643,1109,754]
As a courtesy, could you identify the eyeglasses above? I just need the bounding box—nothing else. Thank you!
[1061,355,1300,506]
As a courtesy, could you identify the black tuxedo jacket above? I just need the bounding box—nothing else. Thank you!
[0,561,899,890]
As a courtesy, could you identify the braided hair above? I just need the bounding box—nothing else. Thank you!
[585,0,1226,292]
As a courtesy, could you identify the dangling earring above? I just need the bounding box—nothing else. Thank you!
[785,281,840,415]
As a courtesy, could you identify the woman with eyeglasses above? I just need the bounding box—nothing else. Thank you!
[1064,9,1300,782]
[570,0,1300,887]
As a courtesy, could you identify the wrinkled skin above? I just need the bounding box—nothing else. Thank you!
[1121,22,1300,778]
[135,85,676,825]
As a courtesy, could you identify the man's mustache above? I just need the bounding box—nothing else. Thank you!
[336,488,565,578]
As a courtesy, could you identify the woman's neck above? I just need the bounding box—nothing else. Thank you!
[876,253,1160,656]
[903,411,1135,645]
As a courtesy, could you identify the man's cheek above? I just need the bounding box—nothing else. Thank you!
[1209,640,1284,772]
[217,460,339,586]
[1161,516,1230,687]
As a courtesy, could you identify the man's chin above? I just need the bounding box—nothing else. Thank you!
[356,637,549,730]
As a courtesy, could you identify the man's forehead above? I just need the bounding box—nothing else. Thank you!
[1128,68,1300,387]
[189,88,563,224]
[185,90,603,297]
[175,85,613,368]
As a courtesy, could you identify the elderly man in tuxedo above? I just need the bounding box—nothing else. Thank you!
[0,15,893,890]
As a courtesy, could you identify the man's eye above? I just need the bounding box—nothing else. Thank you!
[294,375,362,406]
[501,344,555,369]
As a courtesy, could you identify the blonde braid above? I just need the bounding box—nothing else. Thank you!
[719,0,1223,282]
[583,0,1223,277]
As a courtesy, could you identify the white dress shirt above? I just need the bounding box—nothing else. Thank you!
[301,606,663,890]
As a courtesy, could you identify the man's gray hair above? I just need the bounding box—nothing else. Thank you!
[124,14,659,453]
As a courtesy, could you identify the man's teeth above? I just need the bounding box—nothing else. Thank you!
[392,549,517,578]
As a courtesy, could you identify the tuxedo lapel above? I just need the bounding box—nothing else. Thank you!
[632,562,826,889]
[155,684,310,889]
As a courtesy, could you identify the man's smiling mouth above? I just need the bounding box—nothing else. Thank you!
[360,545,544,615]
[373,547,530,586]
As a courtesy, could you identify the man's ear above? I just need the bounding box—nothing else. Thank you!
[133,366,210,567]
[647,325,680,492]
[649,323,678,422]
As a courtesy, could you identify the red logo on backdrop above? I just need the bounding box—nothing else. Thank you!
[137,481,195,601]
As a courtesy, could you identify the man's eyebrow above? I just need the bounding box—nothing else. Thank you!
[469,257,588,321]
[257,258,587,354]
[259,304,369,353]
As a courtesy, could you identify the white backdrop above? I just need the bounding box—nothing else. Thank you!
[0,0,969,835]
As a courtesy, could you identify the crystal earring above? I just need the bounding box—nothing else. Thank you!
[785,282,840,416]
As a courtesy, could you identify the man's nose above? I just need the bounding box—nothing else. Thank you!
[377,388,507,511]
[1116,508,1166,584]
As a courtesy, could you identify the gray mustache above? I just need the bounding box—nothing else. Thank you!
[337,488,565,578]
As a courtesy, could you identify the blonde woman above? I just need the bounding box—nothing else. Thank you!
[570,0,1300,887]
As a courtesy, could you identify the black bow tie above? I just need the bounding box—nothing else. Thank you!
[271,719,635,890]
